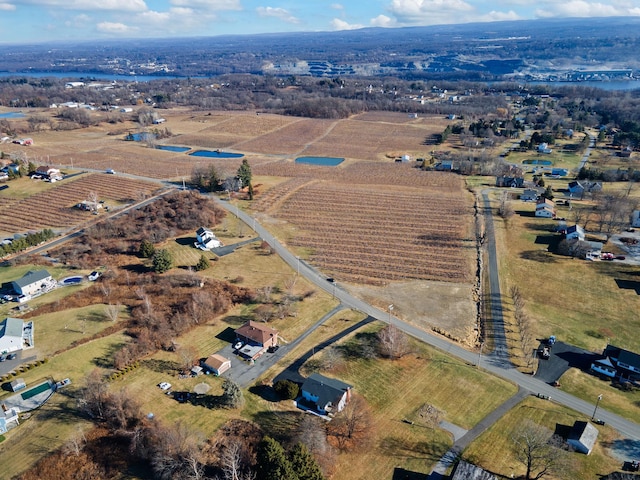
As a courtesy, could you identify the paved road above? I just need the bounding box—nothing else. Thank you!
[213,195,640,442]
[579,133,596,170]
[481,189,510,365]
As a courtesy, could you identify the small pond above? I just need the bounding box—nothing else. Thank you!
[0,112,25,119]
[156,145,191,153]
[188,150,244,158]
[295,156,344,166]
[523,159,553,166]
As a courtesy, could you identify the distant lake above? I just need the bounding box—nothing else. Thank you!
[528,80,640,91]
[0,112,25,118]
[295,156,344,166]
[156,145,191,153]
[189,150,244,158]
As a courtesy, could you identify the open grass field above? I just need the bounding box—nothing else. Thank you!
[292,320,517,479]
[463,396,623,480]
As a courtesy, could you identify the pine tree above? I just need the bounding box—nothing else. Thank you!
[152,249,173,273]
[256,437,298,480]
[139,239,155,258]
[195,254,210,271]
[221,379,244,408]
[237,159,252,189]
[289,443,325,480]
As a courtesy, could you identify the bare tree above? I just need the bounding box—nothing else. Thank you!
[321,346,343,370]
[63,427,87,456]
[512,420,567,480]
[104,303,121,322]
[327,394,372,450]
[377,324,410,359]
[499,191,515,220]
[217,440,256,480]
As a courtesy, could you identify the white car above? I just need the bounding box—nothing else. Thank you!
[88,271,101,281]
[234,342,243,350]
[105,169,116,174]
[158,382,172,391]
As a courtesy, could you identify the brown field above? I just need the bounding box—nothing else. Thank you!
[236,118,336,155]
[0,173,161,235]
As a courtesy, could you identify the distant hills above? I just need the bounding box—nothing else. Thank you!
[2,17,640,81]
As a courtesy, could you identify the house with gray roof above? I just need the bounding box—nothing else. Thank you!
[11,269,54,296]
[451,460,497,480]
[300,373,352,416]
[567,421,599,454]
[0,317,33,354]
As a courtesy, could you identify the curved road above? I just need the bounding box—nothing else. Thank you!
[213,196,640,442]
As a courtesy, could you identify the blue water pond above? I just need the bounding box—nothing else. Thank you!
[156,145,191,153]
[523,159,553,166]
[0,112,25,119]
[295,156,344,166]
[188,150,244,158]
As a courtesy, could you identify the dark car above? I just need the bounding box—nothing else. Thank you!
[7,353,17,360]
[268,345,280,353]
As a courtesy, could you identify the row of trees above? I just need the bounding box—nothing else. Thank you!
[0,228,55,258]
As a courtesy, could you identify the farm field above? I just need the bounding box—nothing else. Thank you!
[0,172,162,236]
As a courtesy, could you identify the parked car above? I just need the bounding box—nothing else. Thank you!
[267,345,280,353]
[158,382,172,391]
[234,342,243,350]
[88,271,101,281]
[105,169,116,174]
[6,353,16,360]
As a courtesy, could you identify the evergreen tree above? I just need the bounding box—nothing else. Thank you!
[152,249,173,273]
[256,437,298,480]
[208,164,221,192]
[195,254,210,271]
[289,443,325,480]
[139,239,155,258]
[221,379,244,408]
[237,159,252,189]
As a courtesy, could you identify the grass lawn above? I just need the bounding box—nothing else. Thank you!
[30,303,128,357]
[492,191,640,353]
[266,318,518,480]
[557,368,640,423]
[463,396,622,480]
[0,332,130,479]
[0,175,64,199]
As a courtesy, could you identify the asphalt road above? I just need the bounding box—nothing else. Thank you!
[213,195,640,442]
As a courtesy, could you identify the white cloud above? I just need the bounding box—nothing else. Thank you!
[330,18,364,30]
[330,3,344,9]
[96,21,136,33]
[0,2,15,10]
[256,6,300,23]
[170,0,241,10]
[370,14,395,27]
[535,0,635,17]
[389,0,474,24]
[19,0,146,11]
[477,9,521,21]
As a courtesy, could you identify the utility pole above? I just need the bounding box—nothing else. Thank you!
[591,394,603,421]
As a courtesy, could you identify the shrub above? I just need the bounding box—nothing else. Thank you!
[274,379,300,400]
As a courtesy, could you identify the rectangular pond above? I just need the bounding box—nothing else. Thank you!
[156,145,191,153]
[295,156,344,166]
[188,150,244,158]
[0,112,25,119]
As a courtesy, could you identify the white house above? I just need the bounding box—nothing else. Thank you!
[565,225,585,242]
[538,143,553,154]
[535,206,555,218]
[631,210,640,228]
[0,406,20,434]
[201,353,231,376]
[567,421,599,454]
[299,373,352,416]
[35,166,62,181]
[11,270,54,296]
[0,318,34,354]
[195,227,222,250]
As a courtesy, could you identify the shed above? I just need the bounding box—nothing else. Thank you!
[10,378,26,392]
[451,460,497,480]
[201,354,231,376]
[567,421,599,454]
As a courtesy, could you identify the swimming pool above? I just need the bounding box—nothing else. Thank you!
[61,276,83,285]
[188,150,244,158]
[295,156,344,166]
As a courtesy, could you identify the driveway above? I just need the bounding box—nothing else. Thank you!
[534,341,599,384]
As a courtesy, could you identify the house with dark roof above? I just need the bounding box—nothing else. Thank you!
[299,373,352,416]
[195,227,222,250]
[234,321,278,360]
[567,421,599,454]
[591,345,640,380]
[11,270,54,296]
[496,176,524,188]
[565,225,585,241]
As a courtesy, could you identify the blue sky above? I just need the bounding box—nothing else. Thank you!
[1,0,640,44]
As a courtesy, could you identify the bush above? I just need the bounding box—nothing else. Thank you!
[274,379,300,400]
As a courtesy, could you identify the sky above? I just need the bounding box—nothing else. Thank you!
[1,0,640,44]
